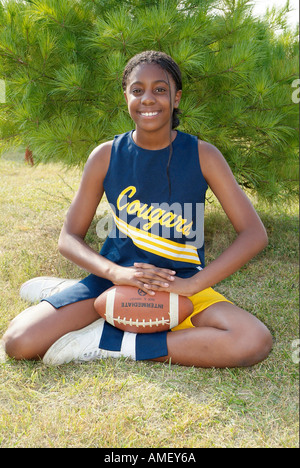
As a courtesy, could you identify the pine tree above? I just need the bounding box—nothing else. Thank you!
[0,0,298,201]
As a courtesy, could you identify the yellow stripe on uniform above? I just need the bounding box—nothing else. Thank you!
[113,213,201,265]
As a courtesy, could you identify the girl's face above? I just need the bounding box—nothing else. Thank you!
[124,63,182,134]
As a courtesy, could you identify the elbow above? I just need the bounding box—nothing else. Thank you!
[255,225,268,252]
[58,240,65,257]
[241,224,268,256]
[58,230,68,257]
[262,230,269,249]
[260,223,268,249]
[58,229,83,259]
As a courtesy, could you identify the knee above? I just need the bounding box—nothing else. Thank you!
[3,327,35,360]
[235,324,273,367]
[2,304,46,360]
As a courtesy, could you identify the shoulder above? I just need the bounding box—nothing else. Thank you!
[197,139,235,185]
[87,140,113,167]
[83,140,114,181]
[197,139,226,167]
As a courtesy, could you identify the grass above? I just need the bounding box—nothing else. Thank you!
[0,150,299,448]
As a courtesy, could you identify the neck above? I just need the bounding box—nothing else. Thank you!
[133,127,177,150]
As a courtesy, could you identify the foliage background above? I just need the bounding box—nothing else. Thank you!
[0,0,299,201]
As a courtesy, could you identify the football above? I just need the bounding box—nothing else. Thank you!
[94,285,193,333]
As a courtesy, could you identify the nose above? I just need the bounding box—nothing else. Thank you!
[141,90,156,105]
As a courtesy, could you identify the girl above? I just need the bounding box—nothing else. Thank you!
[3,51,272,367]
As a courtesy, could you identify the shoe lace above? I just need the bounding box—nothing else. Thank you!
[40,280,69,299]
[81,348,105,361]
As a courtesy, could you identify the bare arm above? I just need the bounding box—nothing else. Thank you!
[58,141,116,278]
[58,142,175,293]
[189,140,268,293]
[141,141,268,296]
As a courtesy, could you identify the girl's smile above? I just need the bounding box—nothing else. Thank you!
[124,63,181,148]
[138,111,161,117]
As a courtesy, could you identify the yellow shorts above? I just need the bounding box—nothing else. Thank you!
[171,287,232,331]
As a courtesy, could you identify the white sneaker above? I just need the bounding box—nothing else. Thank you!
[20,276,80,303]
[43,319,126,365]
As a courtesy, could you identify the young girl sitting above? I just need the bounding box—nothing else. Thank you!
[3,51,272,367]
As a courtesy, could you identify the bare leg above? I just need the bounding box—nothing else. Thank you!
[155,302,272,368]
[3,301,272,367]
[3,299,99,360]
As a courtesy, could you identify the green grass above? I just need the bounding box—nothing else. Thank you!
[0,151,299,448]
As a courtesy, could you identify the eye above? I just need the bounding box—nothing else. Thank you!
[132,88,143,95]
[155,87,167,94]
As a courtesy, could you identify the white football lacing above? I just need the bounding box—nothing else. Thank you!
[113,316,170,328]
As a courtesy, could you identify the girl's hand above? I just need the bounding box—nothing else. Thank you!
[109,262,176,296]
[134,263,198,297]
[144,275,198,297]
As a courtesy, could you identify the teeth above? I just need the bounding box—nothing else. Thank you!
[140,112,159,116]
